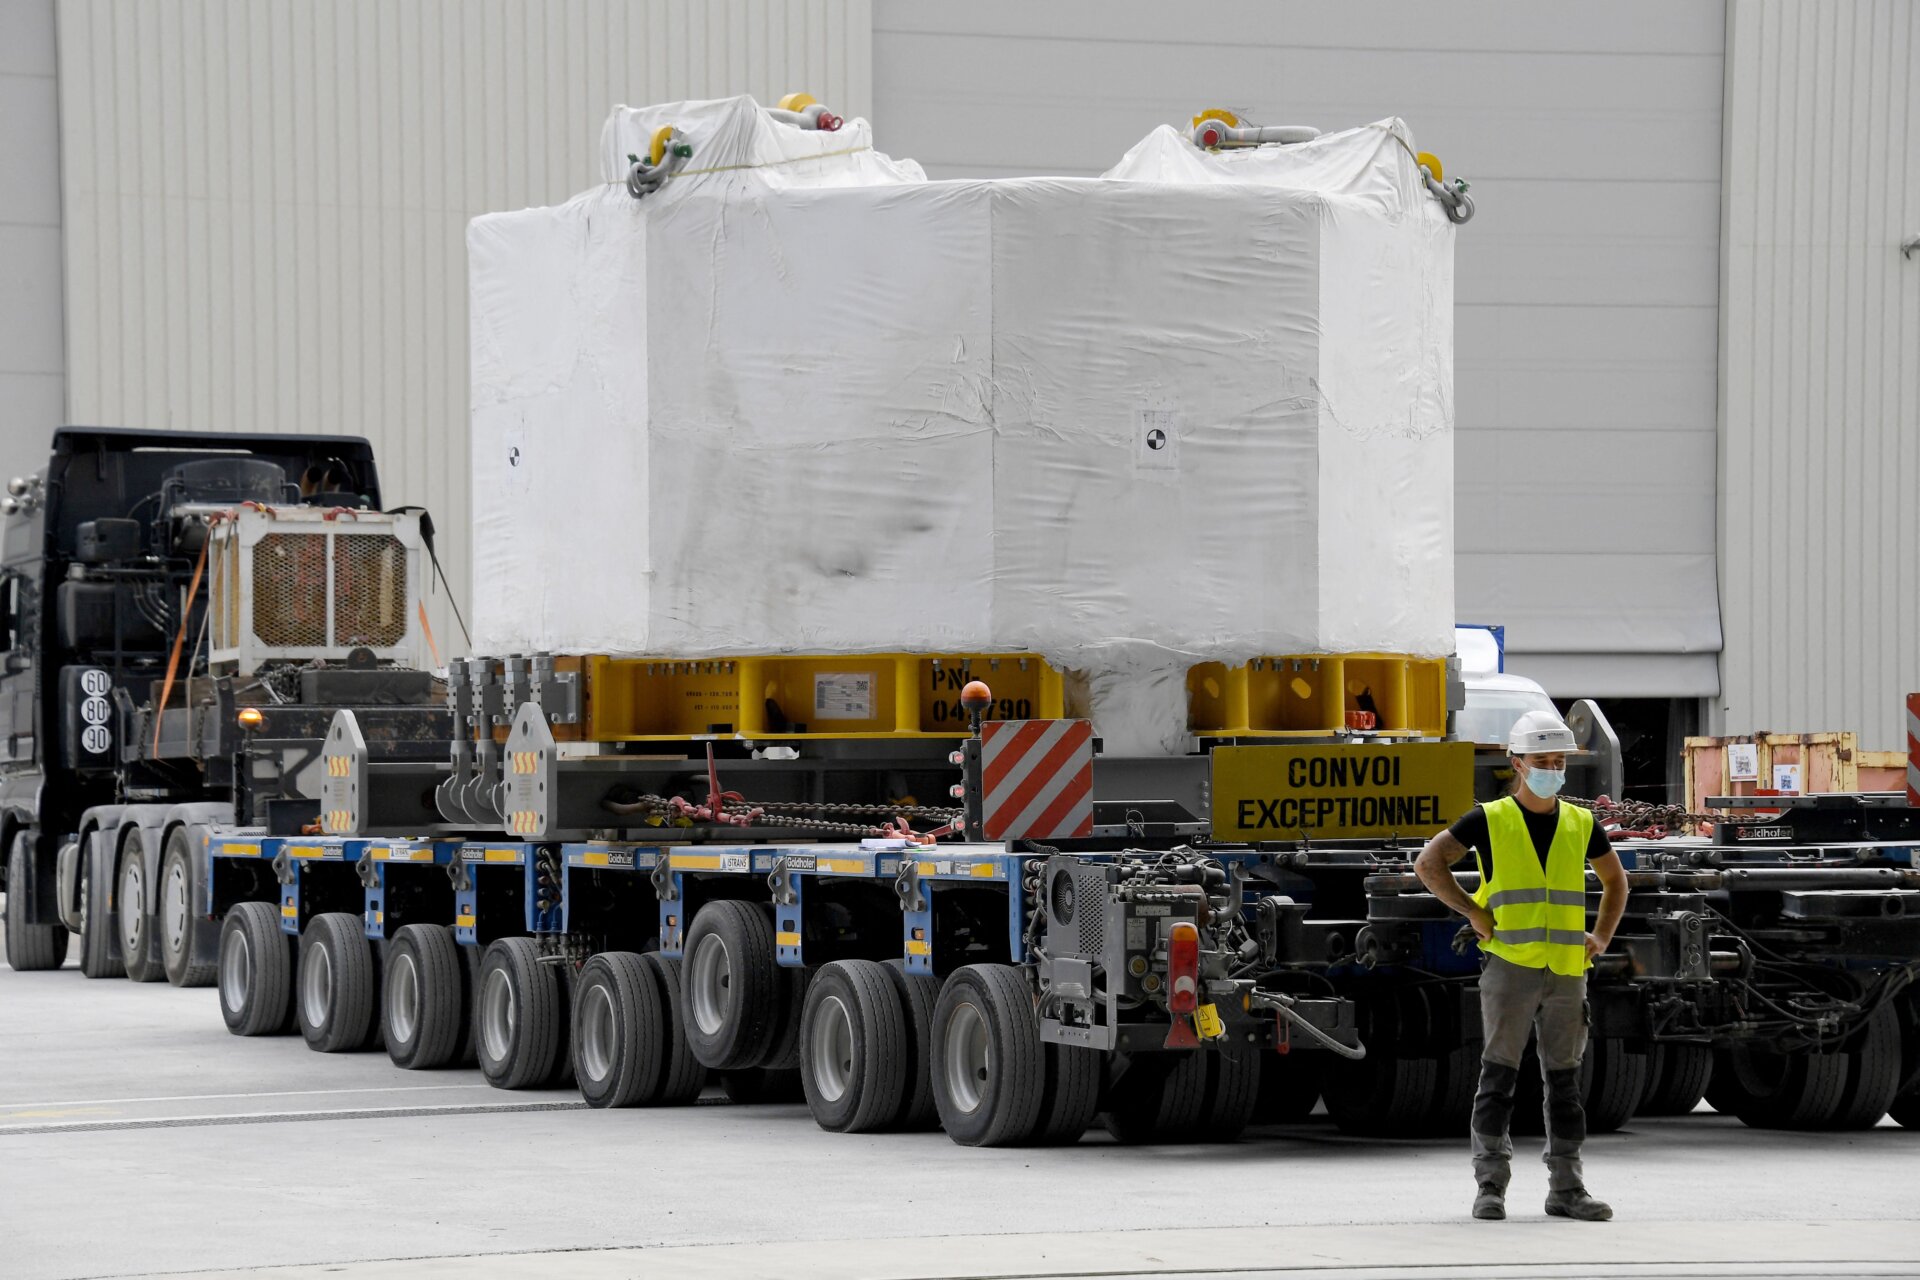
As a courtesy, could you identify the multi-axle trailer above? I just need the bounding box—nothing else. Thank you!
[4,428,1917,1146]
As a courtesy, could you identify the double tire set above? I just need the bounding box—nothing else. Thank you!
[206,895,1263,1147]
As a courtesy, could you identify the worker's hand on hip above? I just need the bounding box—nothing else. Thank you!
[1468,906,1494,942]
[1585,932,1608,960]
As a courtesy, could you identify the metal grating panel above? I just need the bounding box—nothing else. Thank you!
[251,533,329,647]
[332,533,407,647]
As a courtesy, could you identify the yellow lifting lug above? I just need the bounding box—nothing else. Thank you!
[778,91,819,113]
[1416,151,1443,181]
[649,125,677,167]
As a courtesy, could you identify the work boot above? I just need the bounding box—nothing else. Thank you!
[1472,1181,1506,1220]
[1544,1186,1613,1221]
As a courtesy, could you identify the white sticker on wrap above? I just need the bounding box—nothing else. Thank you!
[813,672,875,721]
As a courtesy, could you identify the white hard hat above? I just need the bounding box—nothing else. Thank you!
[1509,708,1575,756]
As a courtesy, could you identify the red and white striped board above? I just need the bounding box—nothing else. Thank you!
[981,718,1094,841]
[1907,693,1919,808]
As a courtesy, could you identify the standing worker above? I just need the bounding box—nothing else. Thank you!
[1415,709,1629,1222]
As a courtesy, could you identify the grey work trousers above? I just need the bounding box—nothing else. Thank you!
[1470,953,1590,1193]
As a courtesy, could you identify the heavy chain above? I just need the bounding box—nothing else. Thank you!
[602,792,960,838]
[1564,795,1758,832]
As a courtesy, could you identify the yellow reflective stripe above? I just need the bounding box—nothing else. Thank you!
[775,931,802,948]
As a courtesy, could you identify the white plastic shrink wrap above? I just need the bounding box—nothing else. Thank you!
[470,97,1455,753]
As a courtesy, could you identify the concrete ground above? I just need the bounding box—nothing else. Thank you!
[3,931,1917,1280]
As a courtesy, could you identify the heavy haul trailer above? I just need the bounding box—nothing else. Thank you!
[0,428,450,984]
[203,662,1920,1145]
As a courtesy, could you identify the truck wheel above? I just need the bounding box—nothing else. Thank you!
[117,835,165,983]
[77,841,121,979]
[641,952,709,1104]
[719,1067,805,1104]
[384,924,465,1069]
[573,951,660,1108]
[219,901,293,1036]
[298,913,377,1053]
[1104,1051,1208,1144]
[1419,1039,1481,1137]
[682,900,781,1071]
[760,965,813,1072]
[158,830,215,987]
[1325,1051,1439,1136]
[800,959,910,1133]
[4,832,68,971]
[1639,1042,1713,1116]
[1199,1044,1262,1143]
[1583,1036,1649,1134]
[1254,1050,1324,1123]
[1829,1003,1902,1129]
[1712,1043,1849,1129]
[453,940,482,1066]
[476,937,564,1089]
[881,959,941,1130]
[931,963,1046,1147]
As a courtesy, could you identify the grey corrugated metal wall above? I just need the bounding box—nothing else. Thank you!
[54,0,871,652]
[1717,0,1919,752]
[873,0,1727,699]
[0,1,64,494]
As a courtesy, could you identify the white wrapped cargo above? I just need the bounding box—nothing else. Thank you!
[469,97,1455,753]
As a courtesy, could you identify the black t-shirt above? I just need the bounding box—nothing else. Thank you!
[1448,799,1612,883]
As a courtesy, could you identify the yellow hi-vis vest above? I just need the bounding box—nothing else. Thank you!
[1471,796,1593,976]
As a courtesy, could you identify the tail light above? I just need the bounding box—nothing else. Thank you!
[1167,921,1200,1015]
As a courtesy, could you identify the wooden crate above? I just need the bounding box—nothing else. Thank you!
[1683,731,1869,815]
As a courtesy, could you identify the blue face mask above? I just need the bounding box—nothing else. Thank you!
[1524,767,1566,799]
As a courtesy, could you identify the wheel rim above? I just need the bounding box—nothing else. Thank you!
[164,859,190,956]
[219,925,252,1011]
[809,994,856,1104]
[579,982,617,1083]
[301,938,334,1029]
[118,855,145,954]
[944,1000,991,1115]
[481,967,516,1063]
[689,933,732,1037]
[388,951,419,1045]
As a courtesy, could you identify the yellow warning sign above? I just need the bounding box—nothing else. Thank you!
[1210,743,1474,841]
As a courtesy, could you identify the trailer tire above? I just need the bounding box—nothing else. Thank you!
[1200,1045,1262,1143]
[219,901,293,1036]
[719,1067,804,1104]
[931,964,1046,1147]
[1254,1050,1324,1123]
[1829,1003,1902,1129]
[454,940,482,1066]
[799,960,909,1133]
[158,829,215,987]
[1032,1043,1102,1146]
[1104,1051,1206,1144]
[1422,1039,1482,1137]
[1583,1036,1649,1134]
[1713,1043,1849,1129]
[384,925,465,1069]
[881,959,941,1131]
[77,841,121,979]
[682,900,781,1071]
[1325,1051,1439,1137]
[1639,1042,1713,1116]
[573,951,659,1108]
[476,937,564,1089]
[4,832,68,972]
[641,953,709,1104]
[761,965,813,1073]
[298,913,377,1053]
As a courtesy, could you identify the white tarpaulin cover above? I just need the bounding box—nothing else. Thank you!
[470,97,1456,752]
